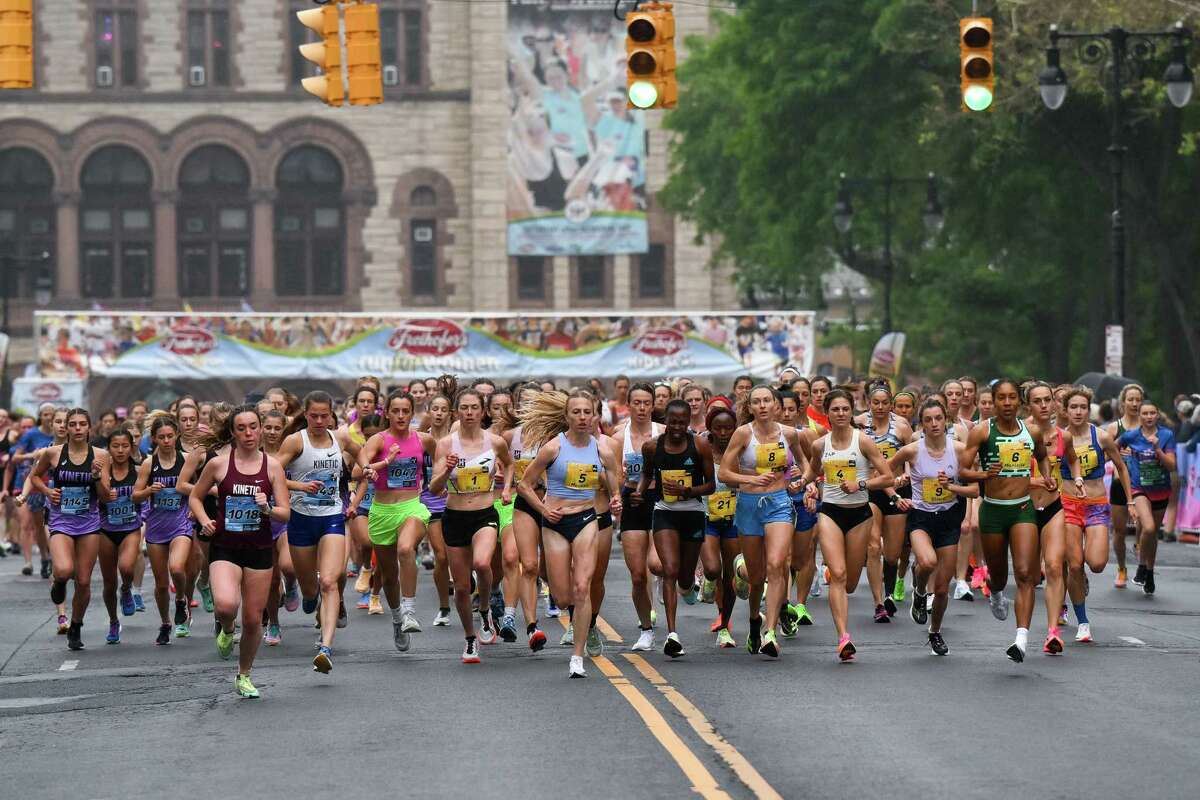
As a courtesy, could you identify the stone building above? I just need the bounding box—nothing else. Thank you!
[0,0,738,371]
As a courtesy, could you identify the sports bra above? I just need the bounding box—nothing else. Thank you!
[448,431,496,495]
[546,433,601,501]
[1063,424,1106,481]
[738,424,787,477]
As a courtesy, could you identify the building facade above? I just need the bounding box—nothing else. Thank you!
[0,0,739,369]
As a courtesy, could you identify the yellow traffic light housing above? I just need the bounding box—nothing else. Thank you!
[960,17,994,112]
[343,2,382,106]
[0,0,33,90]
[297,4,343,107]
[626,2,676,110]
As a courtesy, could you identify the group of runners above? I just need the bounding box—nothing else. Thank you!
[0,371,1179,697]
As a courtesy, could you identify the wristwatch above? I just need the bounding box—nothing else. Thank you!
[857,479,867,492]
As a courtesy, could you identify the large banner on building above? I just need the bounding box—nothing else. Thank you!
[35,312,815,384]
[507,0,649,256]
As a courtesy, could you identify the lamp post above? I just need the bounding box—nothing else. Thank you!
[1039,21,1193,376]
[832,173,944,334]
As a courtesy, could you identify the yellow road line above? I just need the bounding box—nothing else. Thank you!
[596,615,624,643]
[624,654,783,800]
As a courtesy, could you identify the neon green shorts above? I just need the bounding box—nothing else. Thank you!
[494,498,515,535]
[368,496,431,546]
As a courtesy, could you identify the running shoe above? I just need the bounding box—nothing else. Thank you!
[66,622,83,651]
[632,628,655,651]
[478,613,498,645]
[189,597,198,609]
[1075,623,1093,643]
[759,629,780,658]
[559,623,574,647]
[337,602,348,628]
[795,603,813,626]
[1006,639,1026,663]
[1132,564,1146,586]
[952,579,974,602]
[462,638,480,664]
[911,591,929,626]
[837,633,856,662]
[988,590,1009,621]
[400,610,421,633]
[568,654,587,678]
[716,628,735,648]
[810,572,821,598]
[40,559,52,579]
[746,618,762,655]
[700,578,716,604]
[433,608,451,627]
[892,577,906,603]
[235,674,260,699]
[586,626,604,657]
[733,554,749,599]
[710,616,724,632]
[528,627,547,652]
[21,564,32,576]
[50,579,67,605]
[664,631,685,658]
[120,587,135,617]
[681,582,698,605]
[547,598,561,618]
[313,645,333,673]
[106,621,121,644]
[489,590,505,626]
[928,631,948,656]
[779,603,799,637]
[175,618,191,638]
[368,595,384,615]
[1143,571,1156,595]
[1043,627,1064,655]
[356,592,370,610]
[199,582,214,613]
[283,581,300,612]
[499,613,517,643]
[353,568,372,594]
[174,598,188,625]
[134,594,146,612]
[232,629,242,645]
[969,565,990,591]
[1057,605,1070,626]
[873,604,891,623]
[57,613,68,634]
[419,540,435,570]
[346,562,359,578]
[156,624,171,645]
[393,620,411,652]
[539,579,549,598]
[216,627,234,660]
[302,595,319,614]
[264,624,282,646]
[1114,566,1127,588]
[883,596,898,618]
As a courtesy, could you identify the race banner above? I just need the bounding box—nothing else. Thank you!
[35,312,815,384]
[10,377,87,414]
[507,0,649,256]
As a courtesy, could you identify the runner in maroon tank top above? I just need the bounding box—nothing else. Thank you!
[189,406,290,699]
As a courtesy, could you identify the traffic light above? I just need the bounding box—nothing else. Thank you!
[625,2,676,110]
[960,17,994,112]
[343,2,382,106]
[297,3,343,107]
[0,0,33,90]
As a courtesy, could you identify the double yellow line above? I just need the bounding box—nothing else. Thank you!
[558,616,781,800]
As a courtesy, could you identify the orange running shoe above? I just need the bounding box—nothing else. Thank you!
[1114,566,1127,588]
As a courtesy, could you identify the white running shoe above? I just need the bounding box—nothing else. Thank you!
[568,654,587,678]
[400,610,422,633]
[810,572,822,598]
[1075,623,1093,643]
[559,623,574,647]
[988,590,1009,621]
[433,608,451,627]
[631,628,655,651]
[952,579,973,601]
[462,638,480,664]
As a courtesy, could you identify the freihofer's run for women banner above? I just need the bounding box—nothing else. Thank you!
[35,312,816,383]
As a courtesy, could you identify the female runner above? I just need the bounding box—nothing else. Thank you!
[501,383,550,650]
[1118,399,1176,596]
[860,382,912,622]
[701,405,741,647]
[342,384,381,578]
[262,409,301,645]
[97,429,142,644]
[1107,384,1144,587]
[189,406,290,698]
[422,394,454,626]
[579,393,622,657]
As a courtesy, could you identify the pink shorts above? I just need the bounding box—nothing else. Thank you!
[1063,494,1110,529]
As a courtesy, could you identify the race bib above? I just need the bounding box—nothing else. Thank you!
[997,441,1031,474]
[877,441,898,460]
[305,470,338,506]
[106,496,137,527]
[921,478,951,504]
[360,483,376,511]
[455,465,491,493]
[387,457,420,490]
[565,462,600,490]
[1075,446,1098,476]
[514,458,532,483]
[707,490,735,520]
[1138,451,1166,486]
[624,454,644,481]
[60,485,89,515]
[824,458,856,487]
[660,470,692,503]
[224,495,262,533]
[755,442,785,474]
[153,488,182,512]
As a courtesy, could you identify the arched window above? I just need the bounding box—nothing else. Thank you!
[408,185,436,298]
[0,148,54,298]
[178,144,251,297]
[274,146,344,296]
[80,145,152,298]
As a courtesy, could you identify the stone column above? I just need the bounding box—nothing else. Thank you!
[249,188,276,305]
[152,190,179,303]
[52,192,80,301]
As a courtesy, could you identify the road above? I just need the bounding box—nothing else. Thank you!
[1,541,1198,800]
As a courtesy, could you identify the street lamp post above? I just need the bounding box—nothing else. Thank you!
[1039,21,1193,376]
[832,173,943,334]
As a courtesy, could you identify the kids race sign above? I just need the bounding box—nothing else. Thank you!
[35,312,815,382]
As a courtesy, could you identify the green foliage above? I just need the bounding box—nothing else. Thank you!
[662,0,1200,397]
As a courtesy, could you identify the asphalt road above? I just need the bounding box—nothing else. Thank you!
[1,540,1198,800]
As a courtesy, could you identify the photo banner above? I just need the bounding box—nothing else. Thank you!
[35,312,816,384]
[507,0,649,256]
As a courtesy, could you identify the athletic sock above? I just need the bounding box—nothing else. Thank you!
[1072,603,1089,624]
[401,596,415,613]
[504,606,516,620]
[390,605,402,623]
[1015,627,1029,650]
[567,604,575,622]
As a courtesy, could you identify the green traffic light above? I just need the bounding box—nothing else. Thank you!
[629,80,658,109]
[963,84,993,111]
